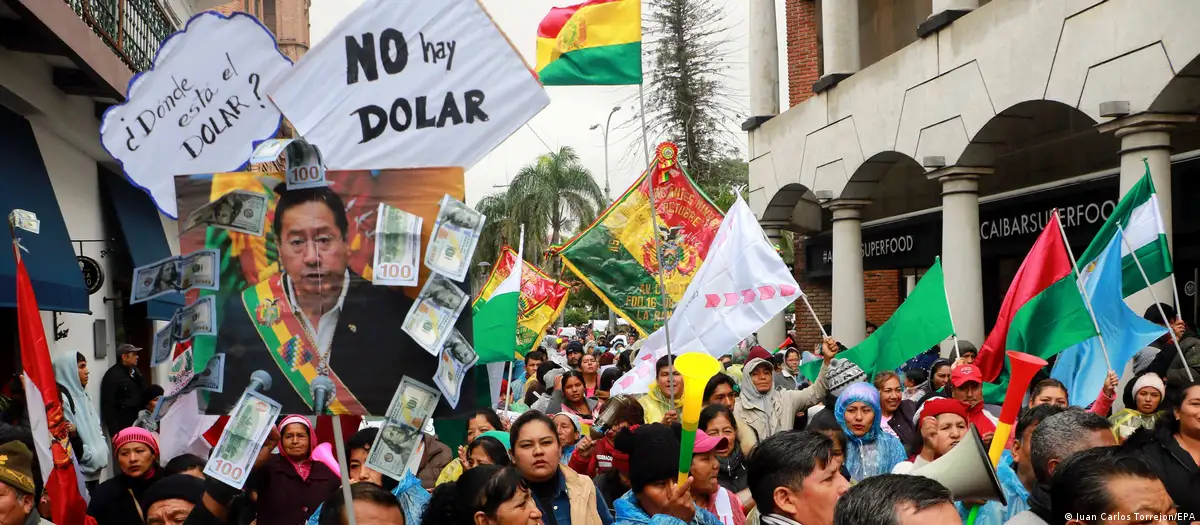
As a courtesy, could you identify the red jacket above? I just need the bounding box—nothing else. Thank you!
[568,435,615,477]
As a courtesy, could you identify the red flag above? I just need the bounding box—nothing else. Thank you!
[13,243,93,525]
[976,212,1088,382]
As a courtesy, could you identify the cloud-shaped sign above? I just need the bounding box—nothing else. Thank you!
[265,0,550,171]
[100,11,292,218]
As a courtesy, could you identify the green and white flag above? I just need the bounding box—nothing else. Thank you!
[1078,162,1172,296]
[473,226,524,363]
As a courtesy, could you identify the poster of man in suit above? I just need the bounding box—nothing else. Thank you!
[174,169,476,416]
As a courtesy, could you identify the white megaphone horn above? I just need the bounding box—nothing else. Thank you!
[910,425,1007,505]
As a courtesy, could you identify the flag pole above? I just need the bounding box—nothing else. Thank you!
[799,292,827,339]
[1052,210,1113,372]
[506,224,526,412]
[638,84,677,406]
[936,256,963,362]
[1117,224,1193,382]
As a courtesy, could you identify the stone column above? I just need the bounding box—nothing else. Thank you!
[1096,112,1196,315]
[919,0,979,37]
[927,166,991,346]
[826,199,870,346]
[813,0,859,93]
[758,224,788,350]
[743,0,780,132]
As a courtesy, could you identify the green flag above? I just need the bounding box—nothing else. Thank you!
[802,259,954,381]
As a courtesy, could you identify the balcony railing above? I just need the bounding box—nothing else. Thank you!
[64,0,177,73]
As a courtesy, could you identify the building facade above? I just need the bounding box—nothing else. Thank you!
[0,0,307,421]
[748,0,1200,353]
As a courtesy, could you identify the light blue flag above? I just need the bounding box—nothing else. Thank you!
[1051,232,1166,406]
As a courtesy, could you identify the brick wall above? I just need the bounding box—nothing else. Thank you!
[785,0,820,107]
[792,235,832,350]
[865,270,901,327]
[212,0,308,61]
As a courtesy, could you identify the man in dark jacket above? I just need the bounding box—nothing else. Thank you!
[1139,304,1199,387]
[99,343,145,436]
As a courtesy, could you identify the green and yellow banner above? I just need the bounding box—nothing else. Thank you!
[473,247,571,359]
[549,142,722,336]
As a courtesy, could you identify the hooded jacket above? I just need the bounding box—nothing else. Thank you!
[1124,423,1200,519]
[52,354,108,479]
[639,384,683,425]
[834,382,907,482]
[613,490,723,525]
[253,417,341,525]
[733,357,828,452]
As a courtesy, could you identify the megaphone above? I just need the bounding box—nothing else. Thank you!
[911,425,1007,506]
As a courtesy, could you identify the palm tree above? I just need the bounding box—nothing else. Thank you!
[473,146,606,282]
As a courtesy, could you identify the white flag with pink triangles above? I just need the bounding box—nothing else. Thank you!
[611,196,801,395]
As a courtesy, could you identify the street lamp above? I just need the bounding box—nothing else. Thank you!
[591,105,621,333]
[590,106,621,203]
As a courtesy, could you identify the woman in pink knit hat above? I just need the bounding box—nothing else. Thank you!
[87,427,165,525]
[250,415,341,525]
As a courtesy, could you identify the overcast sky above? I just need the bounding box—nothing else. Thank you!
[309,0,787,206]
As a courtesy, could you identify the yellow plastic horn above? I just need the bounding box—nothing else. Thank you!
[673,352,722,484]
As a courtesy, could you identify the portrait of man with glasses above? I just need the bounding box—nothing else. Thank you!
[210,183,444,416]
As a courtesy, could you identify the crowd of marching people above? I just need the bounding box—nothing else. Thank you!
[0,306,1197,525]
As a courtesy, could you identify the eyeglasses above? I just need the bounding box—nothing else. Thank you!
[283,234,343,255]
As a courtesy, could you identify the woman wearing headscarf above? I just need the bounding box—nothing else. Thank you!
[88,427,165,525]
[52,352,108,487]
[732,340,835,452]
[834,382,907,482]
[252,415,341,525]
[916,359,953,406]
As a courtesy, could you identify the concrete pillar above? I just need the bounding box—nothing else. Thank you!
[826,199,870,347]
[919,0,978,37]
[759,225,788,349]
[744,0,780,133]
[927,166,991,346]
[1096,112,1196,316]
[813,0,859,93]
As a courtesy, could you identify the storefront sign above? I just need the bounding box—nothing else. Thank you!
[804,177,1120,277]
[77,256,104,295]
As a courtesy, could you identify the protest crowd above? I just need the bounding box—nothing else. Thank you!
[4,0,1200,525]
[0,311,1196,525]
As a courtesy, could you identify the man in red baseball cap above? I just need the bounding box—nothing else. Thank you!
[892,398,970,474]
[949,364,998,440]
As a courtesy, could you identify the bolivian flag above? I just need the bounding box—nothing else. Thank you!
[549,143,723,337]
[535,0,642,86]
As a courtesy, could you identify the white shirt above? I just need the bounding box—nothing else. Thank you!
[286,270,350,369]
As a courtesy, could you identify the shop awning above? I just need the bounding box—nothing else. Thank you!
[100,172,185,321]
[0,106,89,313]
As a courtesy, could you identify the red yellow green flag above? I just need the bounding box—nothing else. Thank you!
[549,142,723,336]
[535,0,642,86]
[473,247,570,360]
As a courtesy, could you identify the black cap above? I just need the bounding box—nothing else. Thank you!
[141,474,205,511]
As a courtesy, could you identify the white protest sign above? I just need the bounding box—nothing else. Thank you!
[100,12,292,218]
[265,0,550,171]
[611,197,801,395]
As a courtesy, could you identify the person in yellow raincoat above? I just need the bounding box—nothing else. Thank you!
[639,355,685,424]
[1109,372,1166,442]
